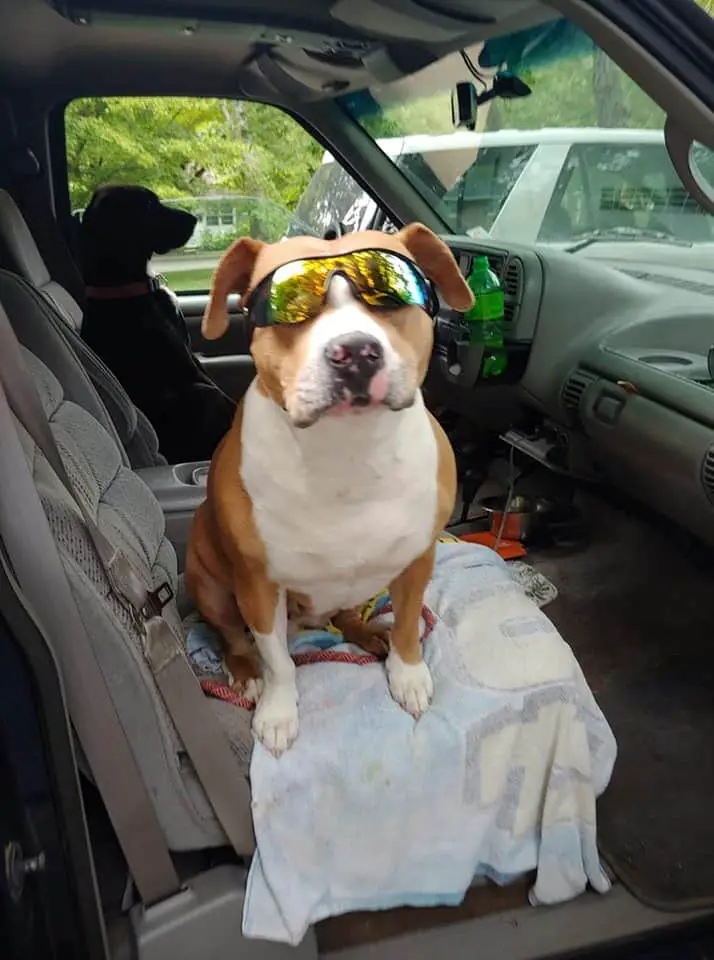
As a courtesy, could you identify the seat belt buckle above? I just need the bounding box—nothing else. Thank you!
[139,582,174,623]
[139,588,185,673]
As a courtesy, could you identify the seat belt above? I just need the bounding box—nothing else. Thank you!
[0,366,181,906]
[0,307,255,864]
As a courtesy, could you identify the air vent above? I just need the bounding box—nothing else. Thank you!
[702,447,714,504]
[561,369,596,416]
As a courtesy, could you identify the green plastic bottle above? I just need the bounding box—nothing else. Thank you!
[464,255,507,378]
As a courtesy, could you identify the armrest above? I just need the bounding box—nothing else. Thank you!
[137,461,209,569]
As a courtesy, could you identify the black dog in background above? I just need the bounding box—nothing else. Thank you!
[80,184,236,464]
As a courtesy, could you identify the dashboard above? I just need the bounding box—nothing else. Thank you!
[437,235,714,545]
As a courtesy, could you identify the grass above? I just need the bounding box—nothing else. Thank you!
[159,268,213,293]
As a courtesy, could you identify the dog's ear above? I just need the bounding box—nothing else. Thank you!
[397,223,474,312]
[202,237,265,340]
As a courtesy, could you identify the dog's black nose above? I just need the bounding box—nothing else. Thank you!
[325,334,384,370]
[324,334,384,389]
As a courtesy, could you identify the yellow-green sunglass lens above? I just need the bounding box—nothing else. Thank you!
[265,251,430,324]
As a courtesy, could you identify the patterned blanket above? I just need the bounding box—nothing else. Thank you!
[186,540,614,946]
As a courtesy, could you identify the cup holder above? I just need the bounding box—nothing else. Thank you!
[172,461,211,486]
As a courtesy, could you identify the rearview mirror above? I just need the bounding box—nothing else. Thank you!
[475,70,532,107]
[451,71,532,132]
[451,81,477,131]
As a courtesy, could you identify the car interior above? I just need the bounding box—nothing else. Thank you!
[1,0,714,958]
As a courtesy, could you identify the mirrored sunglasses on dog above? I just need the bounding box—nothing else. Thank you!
[243,249,439,327]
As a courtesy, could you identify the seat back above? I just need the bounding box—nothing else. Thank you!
[0,188,83,328]
[0,270,252,852]
[0,191,164,467]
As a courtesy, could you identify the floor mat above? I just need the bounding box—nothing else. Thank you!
[528,495,714,911]
[316,878,531,952]
[596,653,714,910]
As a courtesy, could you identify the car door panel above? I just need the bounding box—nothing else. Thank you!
[180,293,255,399]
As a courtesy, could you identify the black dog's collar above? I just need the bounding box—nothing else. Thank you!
[86,276,162,300]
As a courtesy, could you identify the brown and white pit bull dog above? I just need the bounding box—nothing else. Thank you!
[185,225,473,754]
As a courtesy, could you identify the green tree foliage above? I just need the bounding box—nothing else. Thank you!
[488,53,664,132]
[360,91,454,139]
[497,0,713,131]
[66,96,322,211]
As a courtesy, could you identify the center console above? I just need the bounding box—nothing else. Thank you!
[137,460,209,567]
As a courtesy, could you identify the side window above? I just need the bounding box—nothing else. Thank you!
[64,97,329,293]
[442,145,535,235]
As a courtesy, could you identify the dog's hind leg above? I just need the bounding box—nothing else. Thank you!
[194,579,263,701]
[331,608,390,659]
[185,510,262,701]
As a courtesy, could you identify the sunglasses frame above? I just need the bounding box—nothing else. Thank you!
[242,248,440,327]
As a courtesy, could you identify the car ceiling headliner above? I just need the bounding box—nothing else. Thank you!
[0,0,554,102]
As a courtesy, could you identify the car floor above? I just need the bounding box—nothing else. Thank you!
[528,491,714,695]
[533,492,714,914]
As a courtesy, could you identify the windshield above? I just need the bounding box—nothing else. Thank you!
[338,17,714,249]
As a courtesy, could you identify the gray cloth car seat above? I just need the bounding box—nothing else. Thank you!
[0,266,254,852]
[0,189,165,468]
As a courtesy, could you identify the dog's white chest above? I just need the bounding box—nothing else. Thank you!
[240,384,438,615]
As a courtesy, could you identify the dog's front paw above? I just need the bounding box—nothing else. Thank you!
[252,683,299,755]
[386,652,433,718]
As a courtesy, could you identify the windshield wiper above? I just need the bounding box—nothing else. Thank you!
[565,226,693,253]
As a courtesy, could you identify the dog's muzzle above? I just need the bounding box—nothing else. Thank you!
[286,275,418,427]
[324,333,386,407]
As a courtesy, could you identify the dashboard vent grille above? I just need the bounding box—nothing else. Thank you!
[481,253,524,326]
[561,369,596,416]
[702,447,714,504]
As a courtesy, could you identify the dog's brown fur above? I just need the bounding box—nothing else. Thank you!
[186,224,473,734]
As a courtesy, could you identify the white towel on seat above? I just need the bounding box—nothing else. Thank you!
[242,541,616,944]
